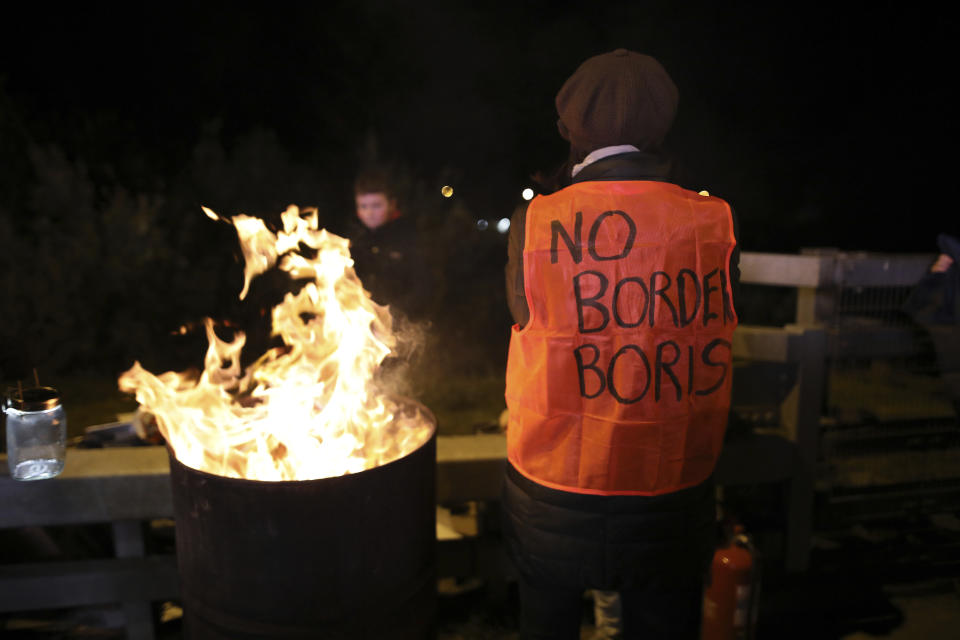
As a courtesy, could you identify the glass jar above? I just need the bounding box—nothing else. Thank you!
[4,386,66,481]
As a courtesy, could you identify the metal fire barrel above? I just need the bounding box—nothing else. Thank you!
[169,404,437,639]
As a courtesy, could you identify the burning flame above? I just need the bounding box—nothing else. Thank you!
[119,205,432,480]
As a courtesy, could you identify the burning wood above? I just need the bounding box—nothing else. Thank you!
[119,205,432,480]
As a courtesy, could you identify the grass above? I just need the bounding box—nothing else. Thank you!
[1,373,139,444]
[829,363,955,423]
[416,371,506,436]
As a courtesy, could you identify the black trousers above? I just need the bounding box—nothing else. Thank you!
[516,571,704,640]
[503,464,714,640]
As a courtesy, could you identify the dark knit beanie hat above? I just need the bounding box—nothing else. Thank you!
[556,48,679,153]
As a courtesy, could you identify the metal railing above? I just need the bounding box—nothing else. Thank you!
[739,249,960,524]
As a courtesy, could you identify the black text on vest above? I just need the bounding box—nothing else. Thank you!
[574,338,731,404]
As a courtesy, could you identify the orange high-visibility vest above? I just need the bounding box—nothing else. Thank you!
[505,180,738,496]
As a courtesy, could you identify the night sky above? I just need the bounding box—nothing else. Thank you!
[2,2,955,251]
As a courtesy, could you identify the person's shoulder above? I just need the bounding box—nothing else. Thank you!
[382,214,419,236]
[342,216,370,237]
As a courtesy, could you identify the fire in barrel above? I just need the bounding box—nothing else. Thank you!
[119,205,437,639]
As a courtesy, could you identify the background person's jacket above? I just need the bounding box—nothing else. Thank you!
[349,213,433,321]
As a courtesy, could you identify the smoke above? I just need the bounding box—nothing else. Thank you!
[372,307,429,403]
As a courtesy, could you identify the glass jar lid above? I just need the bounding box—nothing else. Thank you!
[5,386,61,411]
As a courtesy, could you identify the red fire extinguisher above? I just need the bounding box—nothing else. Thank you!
[702,524,760,640]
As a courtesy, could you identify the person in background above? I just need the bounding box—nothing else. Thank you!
[503,49,740,639]
[904,233,960,418]
[349,169,433,322]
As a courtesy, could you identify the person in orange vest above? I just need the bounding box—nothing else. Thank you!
[503,49,740,639]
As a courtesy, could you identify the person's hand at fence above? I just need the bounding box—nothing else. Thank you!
[931,254,954,273]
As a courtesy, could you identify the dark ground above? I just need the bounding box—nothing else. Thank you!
[3,511,959,639]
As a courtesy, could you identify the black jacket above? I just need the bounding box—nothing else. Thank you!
[349,215,433,322]
[502,150,734,591]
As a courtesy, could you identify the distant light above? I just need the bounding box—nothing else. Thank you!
[476,219,489,231]
[522,188,534,201]
[441,185,454,198]
[497,218,511,234]
[698,190,710,197]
